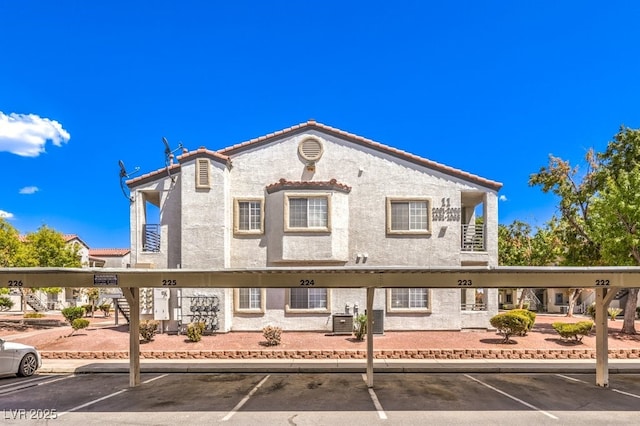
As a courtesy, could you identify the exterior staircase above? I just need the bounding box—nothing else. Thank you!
[25,293,48,312]
[115,298,131,323]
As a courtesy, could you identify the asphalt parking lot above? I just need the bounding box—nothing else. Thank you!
[1,372,640,425]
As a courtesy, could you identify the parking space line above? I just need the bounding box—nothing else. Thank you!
[556,374,588,384]
[0,374,72,390]
[464,374,558,420]
[361,374,387,420]
[221,374,271,422]
[611,388,640,399]
[58,374,168,417]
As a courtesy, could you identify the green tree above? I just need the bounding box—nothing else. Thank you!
[0,218,26,268]
[498,220,562,309]
[530,126,640,334]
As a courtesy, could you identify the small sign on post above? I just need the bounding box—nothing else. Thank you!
[93,274,118,286]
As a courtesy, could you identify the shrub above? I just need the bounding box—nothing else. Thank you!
[61,306,85,324]
[82,304,96,316]
[186,322,205,342]
[23,312,44,318]
[99,304,111,317]
[0,295,14,311]
[353,314,367,341]
[608,307,622,321]
[140,320,159,342]
[552,321,593,343]
[70,318,90,336]
[489,312,530,343]
[586,303,596,320]
[262,325,282,346]
[510,309,536,335]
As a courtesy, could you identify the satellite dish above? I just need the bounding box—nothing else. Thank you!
[117,160,140,202]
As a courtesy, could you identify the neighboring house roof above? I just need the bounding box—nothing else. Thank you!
[89,249,131,257]
[127,120,503,191]
[63,234,90,249]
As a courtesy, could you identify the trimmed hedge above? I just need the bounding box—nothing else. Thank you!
[490,312,531,343]
[552,321,593,343]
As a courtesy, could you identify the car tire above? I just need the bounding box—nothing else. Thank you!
[17,353,38,377]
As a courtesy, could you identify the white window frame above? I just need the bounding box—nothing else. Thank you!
[386,288,431,312]
[234,198,264,235]
[196,158,210,189]
[386,197,432,235]
[285,288,331,313]
[233,288,266,313]
[284,193,331,233]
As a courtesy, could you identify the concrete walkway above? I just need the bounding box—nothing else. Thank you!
[39,357,640,375]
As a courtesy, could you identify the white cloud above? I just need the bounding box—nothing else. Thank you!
[19,186,39,195]
[0,112,71,157]
[499,195,508,202]
[0,210,14,219]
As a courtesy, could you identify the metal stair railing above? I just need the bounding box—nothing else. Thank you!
[26,292,48,312]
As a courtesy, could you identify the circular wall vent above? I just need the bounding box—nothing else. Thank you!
[298,136,324,162]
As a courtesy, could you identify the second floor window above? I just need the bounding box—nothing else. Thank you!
[386,198,431,234]
[234,199,264,234]
[285,194,330,232]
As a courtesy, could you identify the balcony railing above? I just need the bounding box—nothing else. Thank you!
[143,224,161,252]
[461,224,485,252]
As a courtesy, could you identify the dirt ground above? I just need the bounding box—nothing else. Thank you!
[2,312,639,353]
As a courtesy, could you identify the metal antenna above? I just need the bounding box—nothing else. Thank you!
[118,160,140,202]
[162,137,185,182]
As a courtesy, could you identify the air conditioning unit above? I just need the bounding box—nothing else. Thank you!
[332,314,353,335]
[369,309,385,334]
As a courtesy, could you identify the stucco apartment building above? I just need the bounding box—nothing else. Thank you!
[126,121,502,333]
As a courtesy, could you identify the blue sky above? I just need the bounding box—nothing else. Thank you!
[1,1,640,249]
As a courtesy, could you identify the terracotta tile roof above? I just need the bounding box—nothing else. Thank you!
[89,248,131,257]
[126,148,230,187]
[266,178,352,194]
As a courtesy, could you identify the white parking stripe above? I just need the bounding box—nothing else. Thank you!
[611,388,640,399]
[221,374,270,422]
[58,374,168,417]
[361,374,387,420]
[555,374,588,384]
[465,374,558,420]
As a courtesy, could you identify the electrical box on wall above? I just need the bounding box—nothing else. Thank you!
[153,288,170,320]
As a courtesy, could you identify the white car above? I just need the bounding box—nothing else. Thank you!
[0,338,42,377]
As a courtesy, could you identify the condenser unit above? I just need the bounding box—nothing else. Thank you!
[332,314,354,335]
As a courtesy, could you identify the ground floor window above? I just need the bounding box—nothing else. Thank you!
[387,288,430,312]
[234,288,265,313]
[288,288,328,310]
[461,288,487,311]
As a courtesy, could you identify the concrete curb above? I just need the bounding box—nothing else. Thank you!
[39,358,640,375]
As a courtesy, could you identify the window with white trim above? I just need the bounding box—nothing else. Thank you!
[234,288,264,312]
[388,288,430,311]
[285,194,330,232]
[386,197,431,234]
[288,288,328,310]
[234,199,264,234]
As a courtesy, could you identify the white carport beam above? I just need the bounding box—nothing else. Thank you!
[122,287,141,387]
[595,287,618,387]
[366,287,375,388]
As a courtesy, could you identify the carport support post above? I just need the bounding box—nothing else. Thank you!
[595,287,616,387]
[366,287,375,388]
[122,287,141,387]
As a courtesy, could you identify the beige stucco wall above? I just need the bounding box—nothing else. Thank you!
[129,128,500,332]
